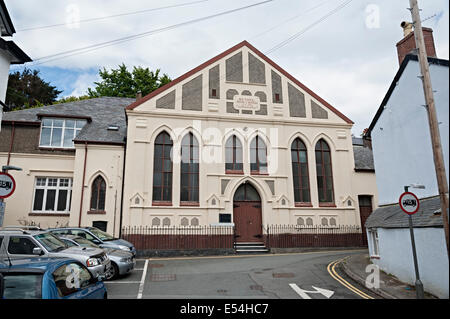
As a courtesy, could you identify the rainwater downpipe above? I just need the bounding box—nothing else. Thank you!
[78,142,88,227]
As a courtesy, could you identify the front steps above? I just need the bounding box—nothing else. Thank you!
[234,242,269,254]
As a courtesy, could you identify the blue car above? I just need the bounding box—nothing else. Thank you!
[0,257,107,299]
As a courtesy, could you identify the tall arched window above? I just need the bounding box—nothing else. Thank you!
[90,176,106,211]
[225,135,243,173]
[153,131,173,204]
[291,138,310,204]
[181,133,199,204]
[250,136,267,174]
[315,139,334,204]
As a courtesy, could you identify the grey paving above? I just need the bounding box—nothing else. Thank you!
[105,250,378,299]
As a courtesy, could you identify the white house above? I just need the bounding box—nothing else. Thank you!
[364,25,449,298]
[0,0,32,130]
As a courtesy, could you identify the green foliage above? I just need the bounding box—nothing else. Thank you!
[5,68,62,112]
[53,95,92,105]
[87,64,171,98]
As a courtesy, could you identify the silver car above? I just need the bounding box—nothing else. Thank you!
[0,227,111,280]
[58,235,135,280]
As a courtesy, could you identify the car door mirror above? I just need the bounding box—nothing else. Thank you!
[32,247,43,256]
[0,273,4,299]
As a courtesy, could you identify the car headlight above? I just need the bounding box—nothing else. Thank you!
[120,257,131,262]
[86,258,100,267]
[117,245,129,251]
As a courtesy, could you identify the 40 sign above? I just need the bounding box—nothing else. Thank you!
[399,192,420,215]
[0,173,16,199]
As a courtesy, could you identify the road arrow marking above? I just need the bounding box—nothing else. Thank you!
[289,283,335,299]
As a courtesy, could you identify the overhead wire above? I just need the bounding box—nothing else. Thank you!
[17,0,211,32]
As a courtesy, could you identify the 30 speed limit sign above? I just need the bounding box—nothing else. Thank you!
[399,192,420,215]
[0,172,16,199]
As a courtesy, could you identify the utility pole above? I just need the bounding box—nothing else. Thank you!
[408,0,449,259]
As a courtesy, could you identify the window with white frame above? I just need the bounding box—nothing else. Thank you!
[370,229,380,256]
[39,118,87,148]
[32,177,73,213]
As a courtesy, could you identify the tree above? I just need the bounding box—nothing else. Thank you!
[5,68,62,111]
[53,95,92,105]
[87,64,171,98]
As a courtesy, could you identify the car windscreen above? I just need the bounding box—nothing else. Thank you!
[2,273,43,299]
[60,238,77,248]
[34,233,68,253]
[73,237,99,248]
[88,228,114,241]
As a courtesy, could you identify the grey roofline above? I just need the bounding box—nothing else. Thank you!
[0,0,15,36]
[0,37,32,64]
[364,54,449,139]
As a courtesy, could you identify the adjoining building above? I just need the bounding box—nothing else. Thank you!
[0,97,133,236]
[364,25,449,298]
[0,41,378,249]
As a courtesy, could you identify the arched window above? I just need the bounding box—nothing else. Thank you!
[315,139,334,204]
[225,135,243,173]
[291,138,310,204]
[250,136,267,174]
[181,133,199,204]
[153,131,173,204]
[90,176,106,211]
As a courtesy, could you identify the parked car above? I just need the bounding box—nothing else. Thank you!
[49,227,136,256]
[58,235,135,279]
[0,228,111,280]
[0,257,107,299]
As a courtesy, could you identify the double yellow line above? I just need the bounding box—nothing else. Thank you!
[327,258,375,299]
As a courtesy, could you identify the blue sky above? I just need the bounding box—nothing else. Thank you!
[5,0,449,135]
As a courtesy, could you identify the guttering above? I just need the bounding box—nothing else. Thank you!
[78,142,88,227]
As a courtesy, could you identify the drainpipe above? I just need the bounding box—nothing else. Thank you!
[118,138,127,238]
[78,142,88,227]
[7,121,15,166]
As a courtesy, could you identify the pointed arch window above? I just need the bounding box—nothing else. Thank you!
[250,136,267,175]
[153,131,173,204]
[225,135,243,174]
[90,176,106,212]
[181,133,199,204]
[315,139,334,204]
[291,138,311,204]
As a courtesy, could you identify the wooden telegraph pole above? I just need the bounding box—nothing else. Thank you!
[408,0,449,259]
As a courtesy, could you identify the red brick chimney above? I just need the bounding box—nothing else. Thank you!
[396,22,437,65]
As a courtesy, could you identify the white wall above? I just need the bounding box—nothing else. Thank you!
[372,61,449,205]
[0,49,11,103]
[369,227,449,299]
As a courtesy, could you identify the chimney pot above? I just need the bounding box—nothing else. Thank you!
[401,21,413,37]
[136,91,142,101]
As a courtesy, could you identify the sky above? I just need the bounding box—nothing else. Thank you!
[5,0,450,136]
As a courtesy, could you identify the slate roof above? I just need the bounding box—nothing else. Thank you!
[365,196,444,229]
[352,137,375,171]
[2,97,134,145]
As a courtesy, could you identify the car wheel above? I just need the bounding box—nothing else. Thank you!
[108,262,119,280]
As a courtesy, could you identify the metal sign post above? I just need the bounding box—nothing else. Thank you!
[400,187,424,299]
[0,166,21,227]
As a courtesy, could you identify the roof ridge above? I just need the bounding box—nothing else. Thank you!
[125,40,353,124]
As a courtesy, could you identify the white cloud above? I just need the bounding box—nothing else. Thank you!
[5,0,449,135]
[67,72,100,97]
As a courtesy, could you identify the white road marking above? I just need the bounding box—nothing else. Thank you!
[289,283,334,299]
[104,281,140,284]
[137,259,149,299]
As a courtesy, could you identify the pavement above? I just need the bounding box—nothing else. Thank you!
[340,253,437,299]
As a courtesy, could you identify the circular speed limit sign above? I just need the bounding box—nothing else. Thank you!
[399,192,420,215]
[0,173,16,199]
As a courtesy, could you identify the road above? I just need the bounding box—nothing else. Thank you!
[104,249,379,299]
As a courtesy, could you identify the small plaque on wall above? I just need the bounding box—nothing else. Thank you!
[233,95,260,112]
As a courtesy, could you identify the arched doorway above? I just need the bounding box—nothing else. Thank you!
[233,183,263,243]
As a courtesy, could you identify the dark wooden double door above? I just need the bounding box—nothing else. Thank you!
[233,183,263,243]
